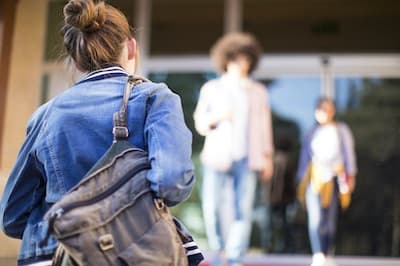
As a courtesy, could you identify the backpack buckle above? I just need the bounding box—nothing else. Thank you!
[98,234,114,251]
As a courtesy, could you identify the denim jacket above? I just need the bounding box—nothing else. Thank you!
[0,66,195,265]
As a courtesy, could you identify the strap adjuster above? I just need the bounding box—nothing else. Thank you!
[112,126,129,139]
[154,198,165,210]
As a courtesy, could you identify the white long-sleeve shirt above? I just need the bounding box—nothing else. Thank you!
[194,75,274,171]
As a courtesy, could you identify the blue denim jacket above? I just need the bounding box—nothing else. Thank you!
[0,66,195,265]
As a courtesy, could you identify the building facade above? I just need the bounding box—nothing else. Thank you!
[1,0,400,257]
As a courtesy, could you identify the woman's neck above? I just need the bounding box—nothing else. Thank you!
[320,121,336,126]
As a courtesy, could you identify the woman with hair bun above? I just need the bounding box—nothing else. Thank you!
[0,1,195,265]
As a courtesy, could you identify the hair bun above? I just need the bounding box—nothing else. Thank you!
[64,0,106,33]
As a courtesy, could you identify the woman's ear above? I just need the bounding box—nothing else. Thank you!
[127,38,137,60]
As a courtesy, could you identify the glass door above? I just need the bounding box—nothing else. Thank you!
[251,55,400,256]
[333,77,400,256]
[251,75,322,254]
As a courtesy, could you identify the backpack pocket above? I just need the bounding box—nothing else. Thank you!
[117,215,187,266]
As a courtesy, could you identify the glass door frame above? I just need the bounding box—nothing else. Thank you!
[145,54,400,97]
[42,54,400,106]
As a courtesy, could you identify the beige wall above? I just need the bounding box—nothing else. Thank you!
[0,0,48,257]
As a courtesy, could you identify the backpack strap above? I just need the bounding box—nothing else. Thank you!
[113,75,149,142]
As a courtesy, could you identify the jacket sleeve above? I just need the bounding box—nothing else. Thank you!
[144,84,195,206]
[0,114,46,239]
[340,123,357,177]
[296,131,312,183]
[193,82,213,136]
[264,89,274,156]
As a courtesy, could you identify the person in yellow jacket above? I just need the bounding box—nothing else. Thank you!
[297,98,357,266]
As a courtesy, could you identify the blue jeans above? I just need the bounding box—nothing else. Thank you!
[202,158,256,265]
[305,182,339,255]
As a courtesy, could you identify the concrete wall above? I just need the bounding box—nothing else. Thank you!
[0,0,47,258]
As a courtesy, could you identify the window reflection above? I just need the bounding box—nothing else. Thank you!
[334,78,400,256]
[255,77,321,254]
[149,72,216,153]
[263,77,321,139]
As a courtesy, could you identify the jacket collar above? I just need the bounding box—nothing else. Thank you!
[76,65,129,85]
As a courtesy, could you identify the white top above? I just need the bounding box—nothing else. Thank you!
[194,76,274,171]
[221,75,249,160]
[311,124,343,182]
[193,74,249,161]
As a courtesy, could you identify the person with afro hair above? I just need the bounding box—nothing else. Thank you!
[194,32,274,266]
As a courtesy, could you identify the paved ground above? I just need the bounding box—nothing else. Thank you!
[1,255,399,266]
[199,254,400,266]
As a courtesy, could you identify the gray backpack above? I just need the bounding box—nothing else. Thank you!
[41,76,203,266]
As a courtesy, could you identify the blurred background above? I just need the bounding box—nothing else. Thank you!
[0,0,400,263]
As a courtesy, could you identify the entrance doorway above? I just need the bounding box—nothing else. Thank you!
[145,54,400,256]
